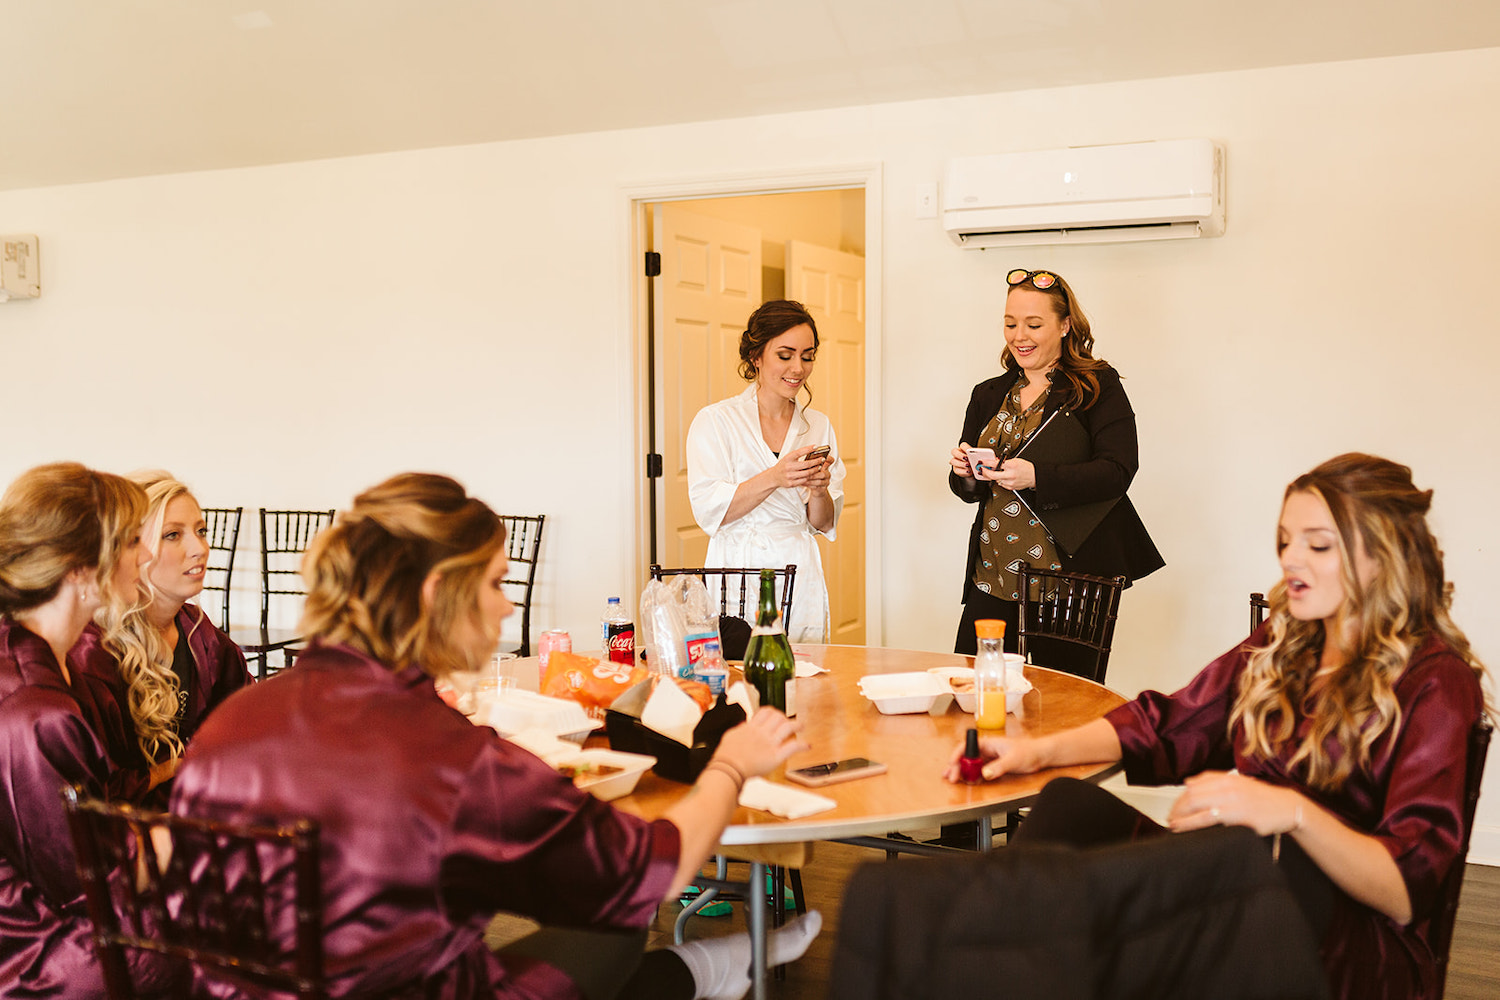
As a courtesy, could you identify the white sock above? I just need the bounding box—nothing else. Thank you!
[669,910,823,1000]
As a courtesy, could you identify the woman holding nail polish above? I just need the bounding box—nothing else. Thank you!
[945,453,1490,1000]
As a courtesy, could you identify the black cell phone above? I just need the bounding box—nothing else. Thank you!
[785,757,887,787]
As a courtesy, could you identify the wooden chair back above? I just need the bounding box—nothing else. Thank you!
[60,785,325,1000]
[1250,591,1269,632]
[649,564,796,660]
[199,506,243,632]
[1015,565,1126,683]
[497,514,546,656]
[1432,719,1492,998]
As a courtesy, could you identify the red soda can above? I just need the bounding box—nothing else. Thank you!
[537,629,571,688]
[605,621,635,665]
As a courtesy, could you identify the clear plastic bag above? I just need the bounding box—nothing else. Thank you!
[639,575,722,679]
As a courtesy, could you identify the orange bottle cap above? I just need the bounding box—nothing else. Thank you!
[974,619,1006,640]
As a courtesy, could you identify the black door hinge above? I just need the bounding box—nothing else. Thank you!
[644,251,661,277]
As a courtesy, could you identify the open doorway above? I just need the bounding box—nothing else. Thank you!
[636,188,869,644]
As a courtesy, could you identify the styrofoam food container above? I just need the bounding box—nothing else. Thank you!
[858,672,954,715]
[551,748,657,801]
[928,666,1034,715]
[927,667,977,713]
[485,690,602,743]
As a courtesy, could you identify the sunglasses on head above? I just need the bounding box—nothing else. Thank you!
[1006,268,1059,290]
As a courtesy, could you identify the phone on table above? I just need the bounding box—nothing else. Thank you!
[786,757,887,787]
[965,447,999,477]
[804,444,832,461]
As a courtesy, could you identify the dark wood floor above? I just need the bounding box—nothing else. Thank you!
[647,844,1500,1000]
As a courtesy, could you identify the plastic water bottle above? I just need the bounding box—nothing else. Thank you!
[601,597,635,664]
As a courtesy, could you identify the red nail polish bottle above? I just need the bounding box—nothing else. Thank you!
[959,728,984,784]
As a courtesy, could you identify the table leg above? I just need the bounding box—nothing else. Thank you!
[978,814,993,853]
[748,860,767,1000]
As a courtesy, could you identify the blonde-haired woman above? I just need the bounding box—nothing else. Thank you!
[947,453,1489,1000]
[71,472,253,805]
[173,473,818,1000]
[0,462,171,998]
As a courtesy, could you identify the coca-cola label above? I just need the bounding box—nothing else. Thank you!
[605,623,635,664]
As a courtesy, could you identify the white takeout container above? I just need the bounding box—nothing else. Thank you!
[927,665,1033,714]
[484,690,602,743]
[857,672,954,715]
[927,666,977,713]
[551,748,657,801]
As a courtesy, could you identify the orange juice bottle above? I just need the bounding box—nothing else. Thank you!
[973,619,1007,732]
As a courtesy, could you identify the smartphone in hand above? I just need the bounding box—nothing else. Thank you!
[965,447,999,476]
[805,445,832,461]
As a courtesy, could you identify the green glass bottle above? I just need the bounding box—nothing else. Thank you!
[741,569,797,716]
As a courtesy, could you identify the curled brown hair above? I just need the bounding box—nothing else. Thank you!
[1230,453,1488,790]
[298,473,505,679]
[737,299,819,382]
[1001,270,1110,411]
[0,462,147,617]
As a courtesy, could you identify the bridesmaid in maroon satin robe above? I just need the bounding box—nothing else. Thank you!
[948,453,1490,1000]
[173,473,817,1000]
[0,463,176,999]
[70,473,253,806]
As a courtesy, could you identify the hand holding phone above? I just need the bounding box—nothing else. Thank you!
[965,447,999,478]
[785,757,887,787]
[804,444,831,461]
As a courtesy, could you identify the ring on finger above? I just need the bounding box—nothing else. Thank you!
[1210,806,1221,821]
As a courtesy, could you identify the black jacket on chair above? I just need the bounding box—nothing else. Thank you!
[831,825,1328,1000]
[950,365,1164,601]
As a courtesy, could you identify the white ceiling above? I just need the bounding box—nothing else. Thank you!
[6,0,1500,192]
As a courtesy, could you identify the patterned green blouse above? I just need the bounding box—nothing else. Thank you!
[972,374,1062,601]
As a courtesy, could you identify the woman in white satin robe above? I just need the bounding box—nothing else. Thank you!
[686,300,846,642]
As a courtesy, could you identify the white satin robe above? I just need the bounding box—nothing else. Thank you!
[686,384,845,642]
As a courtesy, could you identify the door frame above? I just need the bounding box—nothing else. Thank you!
[622,163,885,643]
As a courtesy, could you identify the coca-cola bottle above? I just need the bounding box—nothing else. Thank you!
[601,597,636,665]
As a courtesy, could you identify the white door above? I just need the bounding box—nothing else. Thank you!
[652,204,763,571]
[785,239,866,645]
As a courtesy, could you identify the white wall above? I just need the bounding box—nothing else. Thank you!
[2,47,1497,857]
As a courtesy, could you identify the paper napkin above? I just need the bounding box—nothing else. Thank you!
[738,777,837,819]
[794,658,828,678]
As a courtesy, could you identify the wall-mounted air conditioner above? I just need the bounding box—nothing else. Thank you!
[942,139,1224,249]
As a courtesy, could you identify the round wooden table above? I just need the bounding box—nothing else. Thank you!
[506,643,1127,1000]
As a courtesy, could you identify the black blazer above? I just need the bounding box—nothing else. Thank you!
[949,364,1164,601]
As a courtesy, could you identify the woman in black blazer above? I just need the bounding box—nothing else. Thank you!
[948,268,1163,658]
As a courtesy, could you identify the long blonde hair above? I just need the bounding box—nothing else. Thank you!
[1230,453,1486,790]
[0,462,146,617]
[299,473,504,681]
[97,471,204,762]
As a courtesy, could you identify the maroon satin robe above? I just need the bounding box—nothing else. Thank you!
[1107,629,1483,1000]
[70,604,253,805]
[0,617,174,999]
[171,641,680,1000]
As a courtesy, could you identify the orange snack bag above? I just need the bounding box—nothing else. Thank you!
[542,650,648,713]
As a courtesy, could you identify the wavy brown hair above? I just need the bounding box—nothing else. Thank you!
[1001,270,1111,412]
[1230,453,1488,791]
[0,462,147,617]
[298,473,505,680]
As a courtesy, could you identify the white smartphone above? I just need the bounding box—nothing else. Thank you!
[785,757,887,787]
[965,447,999,477]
